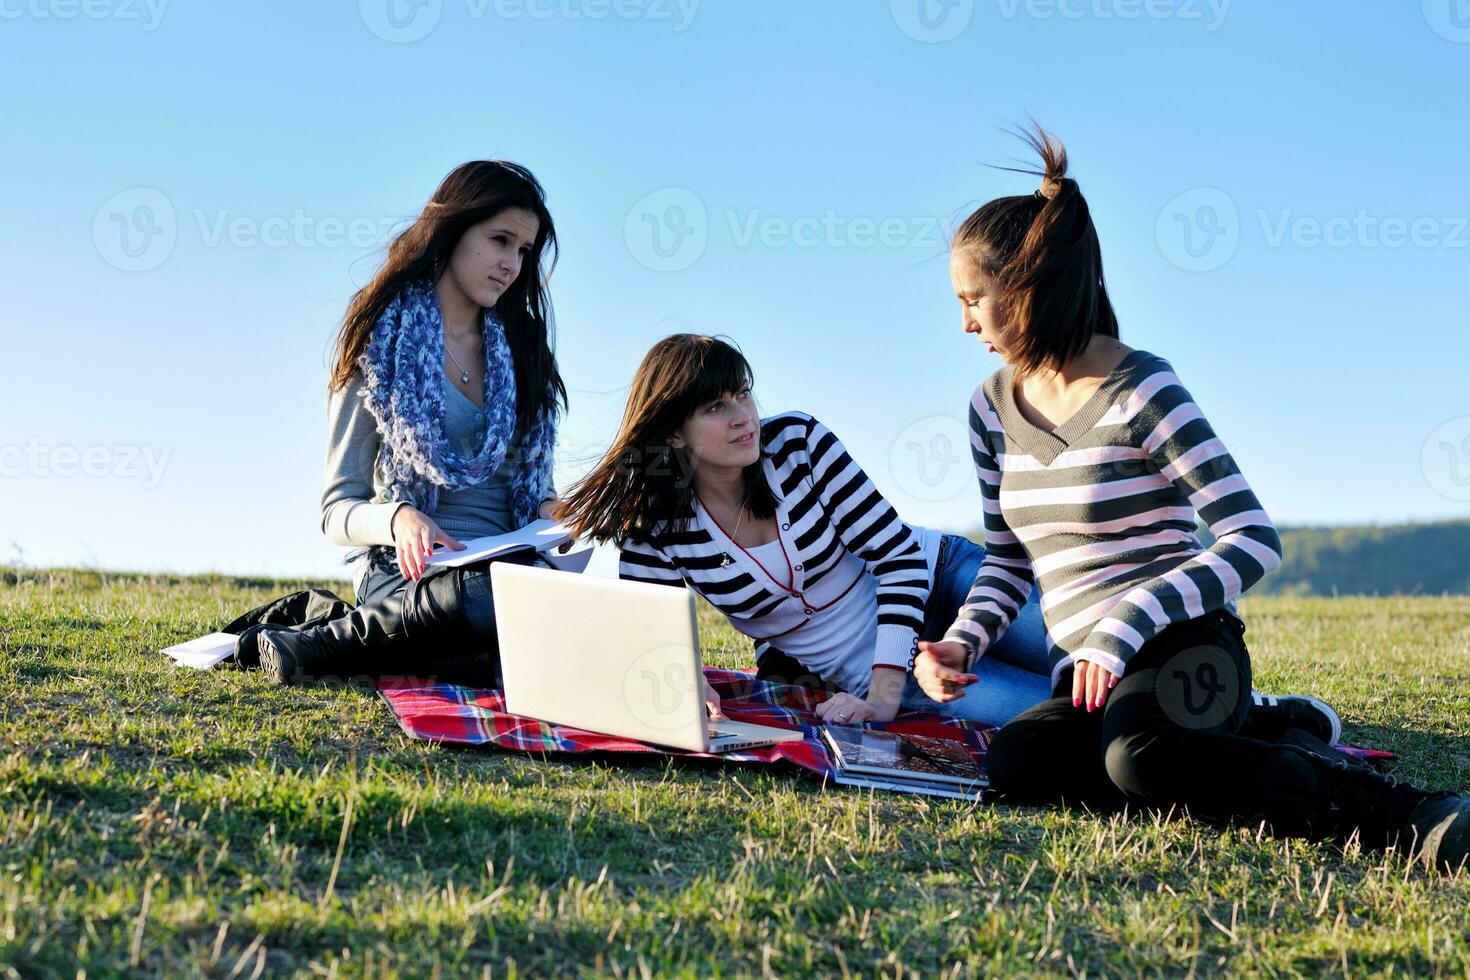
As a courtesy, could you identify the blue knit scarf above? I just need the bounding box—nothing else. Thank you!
[358,277,557,528]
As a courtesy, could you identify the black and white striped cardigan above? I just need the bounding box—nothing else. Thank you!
[618,412,930,680]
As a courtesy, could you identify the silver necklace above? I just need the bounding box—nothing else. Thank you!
[445,334,477,385]
[720,504,747,568]
[703,488,748,569]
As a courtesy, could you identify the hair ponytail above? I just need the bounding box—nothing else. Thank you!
[953,123,1118,378]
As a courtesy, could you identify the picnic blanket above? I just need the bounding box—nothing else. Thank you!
[378,668,993,776]
[377,668,1393,779]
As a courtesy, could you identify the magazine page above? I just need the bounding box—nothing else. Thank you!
[822,727,982,786]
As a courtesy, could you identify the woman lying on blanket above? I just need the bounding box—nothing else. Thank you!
[911,125,1469,873]
[242,161,567,685]
[557,335,1342,733]
[558,333,1056,726]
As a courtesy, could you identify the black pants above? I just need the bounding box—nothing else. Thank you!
[358,544,501,626]
[987,610,1291,824]
[354,544,545,686]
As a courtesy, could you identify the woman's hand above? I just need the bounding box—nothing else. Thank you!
[862,668,905,723]
[1072,658,1118,712]
[390,505,464,582]
[816,692,891,726]
[703,678,727,722]
[913,639,978,702]
[539,496,563,521]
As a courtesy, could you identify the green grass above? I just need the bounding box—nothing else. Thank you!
[2,566,1468,977]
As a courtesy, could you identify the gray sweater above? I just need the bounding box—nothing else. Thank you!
[945,350,1283,688]
[321,375,517,550]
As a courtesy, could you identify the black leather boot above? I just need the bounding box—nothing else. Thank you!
[1405,794,1470,875]
[220,587,357,670]
[257,568,486,686]
[230,623,288,670]
[1254,738,1470,874]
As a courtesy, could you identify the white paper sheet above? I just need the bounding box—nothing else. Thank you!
[161,631,238,670]
[542,544,595,574]
[423,518,576,569]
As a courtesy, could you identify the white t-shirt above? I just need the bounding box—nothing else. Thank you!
[746,525,944,696]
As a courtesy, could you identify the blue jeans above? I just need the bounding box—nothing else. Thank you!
[354,546,406,606]
[899,534,1051,726]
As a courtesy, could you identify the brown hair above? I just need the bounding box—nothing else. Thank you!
[953,123,1119,379]
[559,334,776,545]
[329,160,567,437]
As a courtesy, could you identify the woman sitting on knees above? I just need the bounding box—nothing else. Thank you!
[250,160,566,686]
[558,333,1054,727]
[913,126,1469,873]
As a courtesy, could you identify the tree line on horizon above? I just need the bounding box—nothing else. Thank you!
[964,519,1470,598]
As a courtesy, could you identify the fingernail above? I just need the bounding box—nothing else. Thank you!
[1073,697,1081,708]
[1086,702,1093,713]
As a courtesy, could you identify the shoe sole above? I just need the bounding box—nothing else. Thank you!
[257,635,295,686]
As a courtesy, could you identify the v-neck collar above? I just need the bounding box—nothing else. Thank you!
[693,484,803,595]
[446,375,485,412]
[994,350,1148,465]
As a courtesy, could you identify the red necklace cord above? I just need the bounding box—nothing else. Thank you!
[695,492,798,597]
[694,492,866,637]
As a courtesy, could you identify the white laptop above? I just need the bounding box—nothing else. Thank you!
[491,562,805,754]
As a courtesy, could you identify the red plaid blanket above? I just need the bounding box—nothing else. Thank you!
[377,668,993,776]
[376,668,1392,777]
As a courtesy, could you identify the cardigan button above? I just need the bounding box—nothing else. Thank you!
[794,563,803,571]
[781,523,790,531]
[803,607,814,615]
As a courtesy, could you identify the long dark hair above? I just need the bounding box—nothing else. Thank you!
[559,334,776,545]
[953,124,1119,379]
[330,160,567,437]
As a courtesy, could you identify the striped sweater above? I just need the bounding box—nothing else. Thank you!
[619,412,931,695]
[944,350,1283,688]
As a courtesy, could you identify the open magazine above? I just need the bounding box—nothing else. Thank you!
[821,726,987,800]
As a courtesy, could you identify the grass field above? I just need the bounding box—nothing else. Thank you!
[2,566,1468,977]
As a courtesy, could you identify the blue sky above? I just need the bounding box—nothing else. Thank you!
[2,0,1468,580]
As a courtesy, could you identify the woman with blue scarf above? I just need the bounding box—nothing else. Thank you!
[252,161,566,685]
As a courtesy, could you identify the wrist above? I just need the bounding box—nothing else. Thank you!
[866,667,906,707]
[942,631,984,669]
[389,502,412,540]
